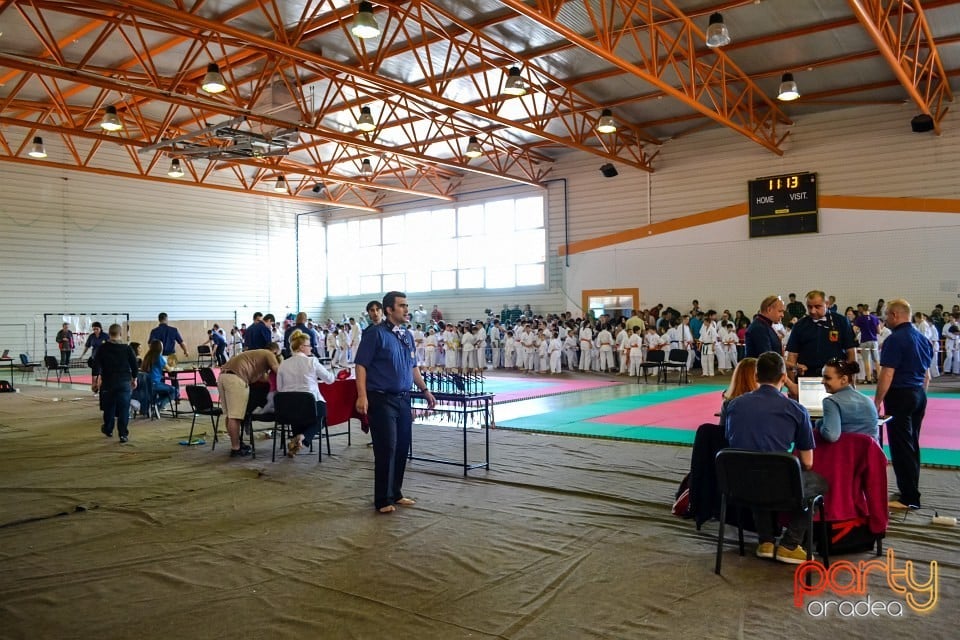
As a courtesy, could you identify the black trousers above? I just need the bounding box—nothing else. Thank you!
[753,470,829,548]
[884,386,927,507]
[368,392,412,510]
[60,350,71,367]
[292,401,327,445]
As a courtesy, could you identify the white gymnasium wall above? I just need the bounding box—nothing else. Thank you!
[564,209,960,315]
[553,103,960,315]
[0,160,316,354]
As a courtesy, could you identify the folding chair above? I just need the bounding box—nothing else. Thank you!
[196,345,213,367]
[185,385,222,447]
[198,366,218,388]
[660,349,689,384]
[43,355,72,385]
[17,354,38,381]
[636,350,664,384]
[714,449,828,579]
[273,391,329,463]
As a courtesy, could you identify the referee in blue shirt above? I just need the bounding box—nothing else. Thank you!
[874,299,933,510]
[355,291,436,514]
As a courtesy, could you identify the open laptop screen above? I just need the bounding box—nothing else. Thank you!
[797,377,829,417]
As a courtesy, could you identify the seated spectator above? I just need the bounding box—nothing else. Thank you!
[140,339,177,410]
[816,358,879,442]
[725,351,827,565]
[277,330,335,456]
[717,357,758,428]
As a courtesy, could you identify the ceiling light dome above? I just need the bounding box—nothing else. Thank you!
[596,109,617,134]
[465,136,483,159]
[274,175,287,192]
[28,136,47,158]
[100,105,123,132]
[167,158,184,178]
[357,106,376,132]
[351,2,380,39]
[201,63,227,93]
[705,12,730,48]
[777,73,800,101]
[361,158,373,175]
[502,66,527,96]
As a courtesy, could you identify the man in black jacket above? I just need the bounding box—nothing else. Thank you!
[92,324,138,443]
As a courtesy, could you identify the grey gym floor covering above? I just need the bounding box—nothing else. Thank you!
[0,386,957,639]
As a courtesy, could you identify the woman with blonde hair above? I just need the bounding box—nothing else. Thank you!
[277,329,336,456]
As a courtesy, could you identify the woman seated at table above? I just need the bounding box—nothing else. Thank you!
[817,358,878,442]
[140,339,177,410]
[277,329,335,456]
[718,357,758,428]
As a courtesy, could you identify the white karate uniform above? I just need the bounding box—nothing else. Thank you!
[413,329,425,366]
[628,334,644,376]
[616,329,630,374]
[488,326,502,369]
[919,321,940,378]
[461,332,477,370]
[596,329,614,372]
[578,326,593,371]
[336,331,349,368]
[522,332,537,371]
[538,338,548,372]
[563,336,578,370]
[424,333,438,369]
[942,325,960,374]
[699,322,718,376]
[548,337,563,373]
[504,336,517,369]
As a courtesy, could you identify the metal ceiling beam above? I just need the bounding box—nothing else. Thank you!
[110,0,636,172]
[497,0,791,154]
[847,0,953,134]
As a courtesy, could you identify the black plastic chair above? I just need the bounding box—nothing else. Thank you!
[198,367,218,388]
[273,391,328,463]
[242,382,274,459]
[660,349,689,384]
[43,355,72,385]
[185,385,222,447]
[196,345,213,367]
[636,350,664,384]
[714,449,828,578]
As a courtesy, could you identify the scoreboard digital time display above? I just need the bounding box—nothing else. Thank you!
[747,172,818,238]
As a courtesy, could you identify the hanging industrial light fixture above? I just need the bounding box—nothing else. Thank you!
[705,12,730,48]
[465,136,483,159]
[167,159,184,178]
[356,106,376,132]
[361,158,373,175]
[777,73,800,101]
[502,66,527,96]
[596,109,617,134]
[201,63,227,93]
[100,105,123,132]
[274,175,287,192]
[28,136,47,158]
[351,2,380,39]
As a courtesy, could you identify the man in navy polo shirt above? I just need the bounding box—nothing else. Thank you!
[148,313,189,365]
[355,291,436,514]
[243,312,274,351]
[745,295,785,357]
[725,351,824,565]
[785,290,856,378]
[875,299,933,510]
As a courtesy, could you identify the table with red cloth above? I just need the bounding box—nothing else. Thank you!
[320,378,361,443]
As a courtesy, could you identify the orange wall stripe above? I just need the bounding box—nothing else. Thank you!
[559,195,960,257]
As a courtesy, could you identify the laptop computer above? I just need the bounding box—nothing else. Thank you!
[0,349,10,359]
[797,377,828,418]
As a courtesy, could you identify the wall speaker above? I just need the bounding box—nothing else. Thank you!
[600,163,618,178]
[911,114,934,132]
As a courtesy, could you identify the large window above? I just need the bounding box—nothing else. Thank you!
[325,195,545,296]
